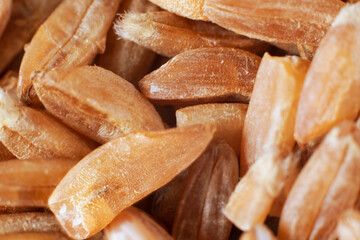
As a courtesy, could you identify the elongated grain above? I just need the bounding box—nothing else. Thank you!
[139,47,261,105]
[173,141,238,240]
[0,159,77,207]
[309,152,360,240]
[115,11,269,57]
[0,212,60,235]
[18,0,121,105]
[173,144,217,240]
[203,0,344,46]
[241,53,309,175]
[199,142,238,240]
[0,0,62,75]
[0,89,95,159]
[295,4,360,144]
[225,152,296,231]
[34,66,164,144]
[49,124,215,239]
[279,122,360,240]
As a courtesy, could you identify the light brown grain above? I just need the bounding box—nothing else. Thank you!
[139,47,261,105]
[0,89,95,159]
[173,141,238,240]
[18,0,121,105]
[295,3,360,145]
[203,0,344,46]
[33,66,164,144]
[49,124,215,239]
[115,11,269,57]
[241,53,309,175]
[0,0,62,75]
[279,121,360,240]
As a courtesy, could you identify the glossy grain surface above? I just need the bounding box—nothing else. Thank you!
[139,47,261,105]
[295,4,360,145]
[34,66,164,144]
[49,124,215,239]
[203,0,344,45]
[241,53,309,175]
[0,89,95,159]
[18,0,120,105]
[279,122,360,240]
[0,0,62,74]
[0,159,77,207]
[116,11,269,57]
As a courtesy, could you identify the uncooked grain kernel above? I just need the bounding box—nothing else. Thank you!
[115,11,269,58]
[173,141,238,240]
[225,151,297,232]
[0,212,61,235]
[279,121,360,240]
[33,66,164,144]
[0,89,95,159]
[0,0,359,239]
[0,212,99,239]
[0,0,62,75]
[49,124,215,239]
[0,159,77,208]
[18,0,121,106]
[139,47,261,105]
[241,53,309,175]
[203,0,344,46]
[295,3,360,145]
